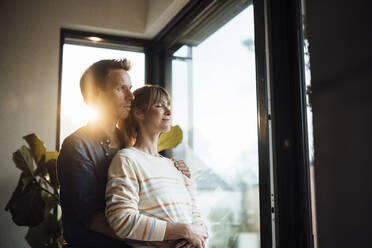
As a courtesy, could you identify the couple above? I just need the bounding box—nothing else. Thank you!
[57,59,208,248]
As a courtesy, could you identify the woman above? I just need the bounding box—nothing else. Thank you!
[105,85,207,248]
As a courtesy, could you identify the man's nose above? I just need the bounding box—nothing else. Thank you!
[126,89,135,101]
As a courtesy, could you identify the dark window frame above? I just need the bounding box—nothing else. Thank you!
[265,0,314,247]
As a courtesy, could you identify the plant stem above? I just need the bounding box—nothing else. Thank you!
[33,178,59,201]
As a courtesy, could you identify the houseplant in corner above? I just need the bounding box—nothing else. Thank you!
[5,133,62,247]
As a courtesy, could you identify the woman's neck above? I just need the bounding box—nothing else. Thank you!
[134,129,160,157]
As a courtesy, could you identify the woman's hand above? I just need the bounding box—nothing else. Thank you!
[164,223,207,248]
[173,159,191,178]
[184,223,208,248]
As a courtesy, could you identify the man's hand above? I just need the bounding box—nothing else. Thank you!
[173,159,191,178]
[149,240,175,248]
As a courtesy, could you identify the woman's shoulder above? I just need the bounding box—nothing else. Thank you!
[115,147,148,164]
[117,147,137,158]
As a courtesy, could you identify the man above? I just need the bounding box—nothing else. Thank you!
[57,59,190,247]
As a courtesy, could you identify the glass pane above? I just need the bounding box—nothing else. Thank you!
[173,45,189,57]
[172,5,260,248]
[60,44,145,146]
[172,59,191,147]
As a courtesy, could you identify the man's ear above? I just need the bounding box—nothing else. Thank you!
[133,108,145,120]
[86,85,101,105]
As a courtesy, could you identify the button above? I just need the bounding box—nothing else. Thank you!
[105,152,109,156]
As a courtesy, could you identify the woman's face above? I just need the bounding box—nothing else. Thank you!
[142,96,171,134]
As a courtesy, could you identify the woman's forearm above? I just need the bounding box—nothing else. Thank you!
[164,222,189,240]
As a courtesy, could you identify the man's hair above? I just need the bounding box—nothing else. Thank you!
[80,59,131,104]
[118,85,171,147]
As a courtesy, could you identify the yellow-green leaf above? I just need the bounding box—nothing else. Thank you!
[46,159,59,188]
[45,151,59,163]
[23,134,46,166]
[158,125,183,152]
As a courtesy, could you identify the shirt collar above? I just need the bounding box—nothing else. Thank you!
[87,122,126,148]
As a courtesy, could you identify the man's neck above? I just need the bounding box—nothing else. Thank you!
[95,116,120,148]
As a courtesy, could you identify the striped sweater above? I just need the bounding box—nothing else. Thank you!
[105,147,204,247]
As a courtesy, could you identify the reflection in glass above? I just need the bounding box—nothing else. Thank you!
[172,6,260,248]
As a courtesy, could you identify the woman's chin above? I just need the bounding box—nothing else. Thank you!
[160,126,171,133]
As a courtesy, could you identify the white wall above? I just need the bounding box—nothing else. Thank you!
[145,0,189,37]
[0,0,187,247]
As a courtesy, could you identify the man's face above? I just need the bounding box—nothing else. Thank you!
[97,69,134,120]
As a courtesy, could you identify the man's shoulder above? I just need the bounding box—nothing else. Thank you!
[58,126,100,158]
[62,126,95,146]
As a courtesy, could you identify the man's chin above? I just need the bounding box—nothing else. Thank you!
[120,112,130,120]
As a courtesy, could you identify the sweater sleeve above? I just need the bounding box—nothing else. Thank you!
[105,153,167,241]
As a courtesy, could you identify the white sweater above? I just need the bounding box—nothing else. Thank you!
[105,147,204,247]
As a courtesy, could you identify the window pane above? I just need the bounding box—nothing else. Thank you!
[173,45,189,58]
[172,6,260,248]
[60,44,145,146]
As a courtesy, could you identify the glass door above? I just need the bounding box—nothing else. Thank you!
[171,5,260,248]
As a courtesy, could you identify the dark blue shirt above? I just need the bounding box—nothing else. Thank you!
[57,124,130,248]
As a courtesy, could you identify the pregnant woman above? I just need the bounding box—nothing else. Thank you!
[105,85,207,248]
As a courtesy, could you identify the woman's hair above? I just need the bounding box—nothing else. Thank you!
[118,85,170,147]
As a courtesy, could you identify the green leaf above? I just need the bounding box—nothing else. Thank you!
[46,159,59,188]
[25,212,62,248]
[6,178,45,227]
[47,213,61,239]
[158,125,183,152]
[42,194,59,210]
[25,212,51,247]
[13,146,34,175]
[45,151,59,163]
[23,134,47,166]
[33,165,48,178]
[21,176,33,191]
